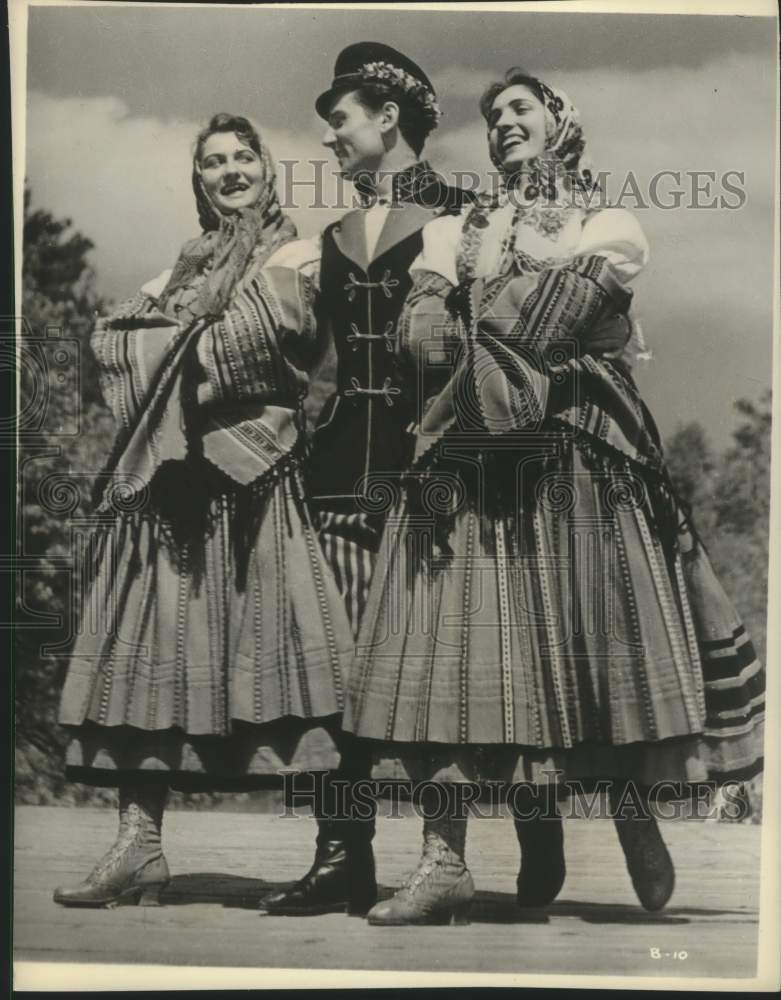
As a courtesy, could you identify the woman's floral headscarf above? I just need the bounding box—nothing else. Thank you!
[157,120,296,322]
[459,73,649,364]
[457,73,605,281]
[484,74,601,211]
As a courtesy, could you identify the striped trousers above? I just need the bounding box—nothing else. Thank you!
[311,510,383,639]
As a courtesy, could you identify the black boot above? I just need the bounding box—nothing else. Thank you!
[609,787,675,912]
[514,810,566,907]
[346,815,379,916]
[259,817,377,917]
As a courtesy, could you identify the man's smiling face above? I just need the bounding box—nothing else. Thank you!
[321,90,387,180]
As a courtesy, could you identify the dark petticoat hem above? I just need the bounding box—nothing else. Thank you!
[355,726,764,795]
[63,715,343,792]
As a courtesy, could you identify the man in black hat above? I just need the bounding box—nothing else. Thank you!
[259,41,473,918]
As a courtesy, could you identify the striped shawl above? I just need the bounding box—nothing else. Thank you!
[91,263,318,513]
[401,253,663,472]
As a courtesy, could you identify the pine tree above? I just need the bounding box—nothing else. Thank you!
[665,397,770,822]
[664,396,770,666]
[16,188,114,803]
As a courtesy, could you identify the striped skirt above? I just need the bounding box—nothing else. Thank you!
[343,442,765,787]
[59,466,355,788]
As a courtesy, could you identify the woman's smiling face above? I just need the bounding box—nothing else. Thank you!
[487,84,547,173]
[198,131,264,214]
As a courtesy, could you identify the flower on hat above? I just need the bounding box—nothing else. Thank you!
[359,61,443,125]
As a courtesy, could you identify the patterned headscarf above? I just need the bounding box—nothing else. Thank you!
[157,122,296,321]
[484,74,600,211]
[457,74,604,281]
[460,74,649,364]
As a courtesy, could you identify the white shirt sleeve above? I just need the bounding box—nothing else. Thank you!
[409,213,465,286]
[264,236,323,291]
[140,269,173,300]
[576,208,650,283]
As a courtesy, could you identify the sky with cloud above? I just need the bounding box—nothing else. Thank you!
[22,4,777,447]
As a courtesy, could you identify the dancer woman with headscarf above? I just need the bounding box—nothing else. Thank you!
[343,70,765,925]
[54,114,353,908]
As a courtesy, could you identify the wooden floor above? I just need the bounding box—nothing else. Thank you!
[14,806,761,984]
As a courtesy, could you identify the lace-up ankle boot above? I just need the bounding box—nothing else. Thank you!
[367,815,474,926]
[53,783,170,908]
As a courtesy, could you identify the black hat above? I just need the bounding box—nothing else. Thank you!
[315,41,441,127]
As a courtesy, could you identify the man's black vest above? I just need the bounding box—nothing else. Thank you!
[308,165,471,513]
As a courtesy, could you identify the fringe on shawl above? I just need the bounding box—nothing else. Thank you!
[86,439,309,596]
[400,419,699,578]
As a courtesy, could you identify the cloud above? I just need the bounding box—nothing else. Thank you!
[427,54,775,342]
[25,92,344,301]
[23,45,775,447]
[433,66,496,103]
[430,52,774,199]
